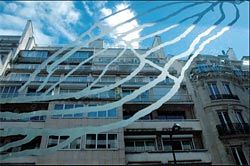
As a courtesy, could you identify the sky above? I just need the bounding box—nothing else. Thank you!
[0,1,249,59]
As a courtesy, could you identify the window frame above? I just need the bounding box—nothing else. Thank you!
[231,146,248,165]
[85,133,118,150]
[162,138,194,151]
[47,135,82,150]
[222,82,233,95]
[207,82,220,96]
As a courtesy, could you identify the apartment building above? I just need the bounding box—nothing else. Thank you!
[0,21,249,165]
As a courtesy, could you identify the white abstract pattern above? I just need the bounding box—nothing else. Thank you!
[0,1,241,160]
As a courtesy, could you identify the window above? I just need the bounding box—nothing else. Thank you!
[52,104,84,119]
[30,115,46,121]
[52,104,117,119]
[85,133,118,149]
[208,83,220,96]
[47,135,81,150]
[235,111,245,124]
[47,136,59,148]
[231,146,248,165]
[86,134,96,149]
[87,108,117,118]
[67,51,92,62]
[152,87,171,100]
[125,139,156,152]
[157,111,186,120]
[217,111,233,129]
[0,86,19,98]
[222,82,233,95]
[162,139,194,151]
[64,76,87,83]
[21,50,48,58]
[8,73,30,81]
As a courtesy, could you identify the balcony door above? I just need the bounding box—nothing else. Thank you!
[218,111,233,131]
[235,111,246,131]
[231,146,248,165]
[222,82,233,95]
[208,83,220,99]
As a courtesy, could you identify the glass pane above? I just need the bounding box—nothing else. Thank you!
[70,137,81,149]
[75,104,83,108]
[163,141,172,151]
[65,104,74,109]
[232,147,241,165]
[108,134,117,149]
[182,140,193,150]
[172,141,182,150]
[135,141,144,152]
[145,140,155,151]
[8,87,15,93]
[63,114,73,119]
[97,134,106,149]
[54,104,64,110]
[74,113,83,118]
[88,112,97,118]
[59,136,70,149]
[212,84,220,95]
[47,136,59,148]
[30,116,39,121]
[237,147,248,165]
[108,109,117,117]
[86,134,96,149]
[223,83,232,95]
[98,111,106,118]
[235,111,245,124]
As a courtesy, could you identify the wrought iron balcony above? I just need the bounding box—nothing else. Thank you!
[216,123,250,137]
[209,94,239,100]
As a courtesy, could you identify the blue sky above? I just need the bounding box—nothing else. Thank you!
[0,1,249,59]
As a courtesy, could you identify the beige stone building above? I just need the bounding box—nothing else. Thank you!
[0,21,249,165]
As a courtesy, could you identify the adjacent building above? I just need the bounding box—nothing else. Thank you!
[0,21,249,165]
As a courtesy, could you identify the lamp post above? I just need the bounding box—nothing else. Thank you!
[170,123,181,165]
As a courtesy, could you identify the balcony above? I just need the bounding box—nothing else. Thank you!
[0,121,45,128]
[209,94,239,100]
[126,119,202,131]
[126,149,211,164]
[128,94,193,103]
[191,64,249,80]
[216,123,250,138]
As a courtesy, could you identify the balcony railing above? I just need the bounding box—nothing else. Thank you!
[191,64,249,80]
[216,123,250,137]
[209,94,239,100]
[129,94,192,103]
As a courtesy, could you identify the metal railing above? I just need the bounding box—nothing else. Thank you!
[128,94,192,102]
[216,123,250,137]
[191,64,249,79]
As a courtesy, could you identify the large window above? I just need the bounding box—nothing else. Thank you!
[21,50,48,58]
[222,82,233,95]
[125,139,156,152]
[85,133,118,149]
[217,111,233,130]
[162,138,194,151]
[67,51,92,62]
[231,146,248,165]
[47,135,81,150]
[52,104,84,119]
[8,73,30,81]
[0,86,19,98]
[52,104,117,119]
[208,82,220,96]
[235,110,245,124]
